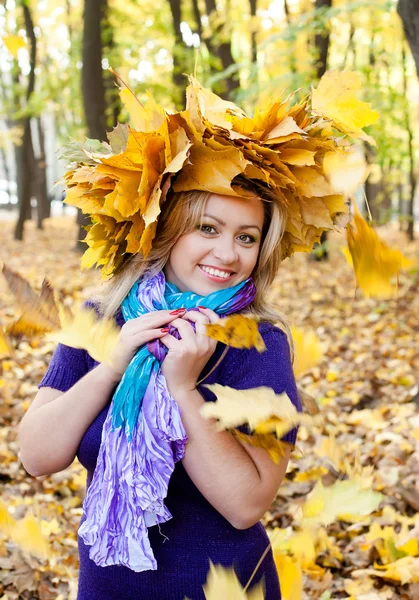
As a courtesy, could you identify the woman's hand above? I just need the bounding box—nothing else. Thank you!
[109,309,187,379]
[160,307,220,396]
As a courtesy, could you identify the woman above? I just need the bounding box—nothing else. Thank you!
[19,186,302,599]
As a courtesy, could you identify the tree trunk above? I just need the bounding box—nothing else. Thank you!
[35,117,51,228]
[78,0,108,251]
[167,0,188,109]
[312,0,332,261]
[203,0,239,99]
[398,0,419,78]
[102,5,122,127]
[402,43,416,240]
[249,0,257,65]
[82,0,107,140]
[14,1,36,241]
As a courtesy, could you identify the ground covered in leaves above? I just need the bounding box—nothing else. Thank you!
[0,216,418,600]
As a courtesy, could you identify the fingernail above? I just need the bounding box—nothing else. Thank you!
[198,306,206,309]
[170,308,186,315]
[161,327,170,333]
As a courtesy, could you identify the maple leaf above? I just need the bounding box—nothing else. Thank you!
[311,71,380,145]
[232,429,287,463]
[273,554,303,600]
[346,204,416,298]
[205,315,266,352]
[46,305,120,365]
[200,561,264,599]
[2,265,61,337]
[201,384,299,432]
[291,325,323,378]
[323,148,369,197]
[302,480,383,526]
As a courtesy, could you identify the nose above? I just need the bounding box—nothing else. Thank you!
[211,234,239,265]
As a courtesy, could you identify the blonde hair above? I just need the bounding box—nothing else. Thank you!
[91,189,294,362]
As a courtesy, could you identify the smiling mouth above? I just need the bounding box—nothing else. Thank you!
[198,265,236,281]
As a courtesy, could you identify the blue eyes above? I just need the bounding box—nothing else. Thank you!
[198,224,256,245]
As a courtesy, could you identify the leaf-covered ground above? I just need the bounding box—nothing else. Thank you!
[0,216,418,600]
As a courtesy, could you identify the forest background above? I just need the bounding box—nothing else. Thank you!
[0,0,419,599]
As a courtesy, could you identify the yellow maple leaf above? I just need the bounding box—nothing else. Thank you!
[323,148,369,197]
[205,315,266,352]
[2,266,61,338]
[0,502,50,560]
[311,71,379,145]
[173,140,248,195]
[46,305,120,365]
[232,429,287,463]
[201,561,264,599]
[346,204,416,299]
[13,514,50,559]
[201,384,299,432]
[273,554,302,600]
[291,325,323,378]
[303,480,383,526]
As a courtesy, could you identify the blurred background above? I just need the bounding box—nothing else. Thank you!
[0,3,419,600]
[0,0,418,246]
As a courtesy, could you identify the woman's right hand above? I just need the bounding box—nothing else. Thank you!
[107,308,186,379]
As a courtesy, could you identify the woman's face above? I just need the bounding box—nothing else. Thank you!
[164,193,265,295]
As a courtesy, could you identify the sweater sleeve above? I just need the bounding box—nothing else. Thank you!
[37,343,90,393]
[221,323,302,447]
[37,299,100,393]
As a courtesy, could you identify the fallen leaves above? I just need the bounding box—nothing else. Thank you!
[0,216,418,600]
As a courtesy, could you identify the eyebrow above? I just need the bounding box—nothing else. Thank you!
[202,213,262,233]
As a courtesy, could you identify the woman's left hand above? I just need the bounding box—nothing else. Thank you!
[160,307,219,396]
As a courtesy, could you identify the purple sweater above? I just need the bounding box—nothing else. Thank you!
[38,308,301,600]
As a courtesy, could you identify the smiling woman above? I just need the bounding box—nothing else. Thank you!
[18,77,321,600]
[96,188,290,335]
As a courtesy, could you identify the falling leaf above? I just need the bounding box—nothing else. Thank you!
[205,315,266,352]
[46,305,120,365]
[312,71,379,145]
[232,429,288,463]
[273,554,303,600]
[302,480,383,526]
[323,148,369,197]
[201,561,264,600]
[346,204,416,298]
[291,325,323,377]
[13,514,51,560]
[2,266,61,337]
[202,384,300,432]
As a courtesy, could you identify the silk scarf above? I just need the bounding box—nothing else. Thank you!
[78,271,256,572]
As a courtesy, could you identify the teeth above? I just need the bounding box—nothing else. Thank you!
[200,266,231,279]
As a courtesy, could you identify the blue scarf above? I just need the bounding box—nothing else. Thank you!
[78,271,256,572]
